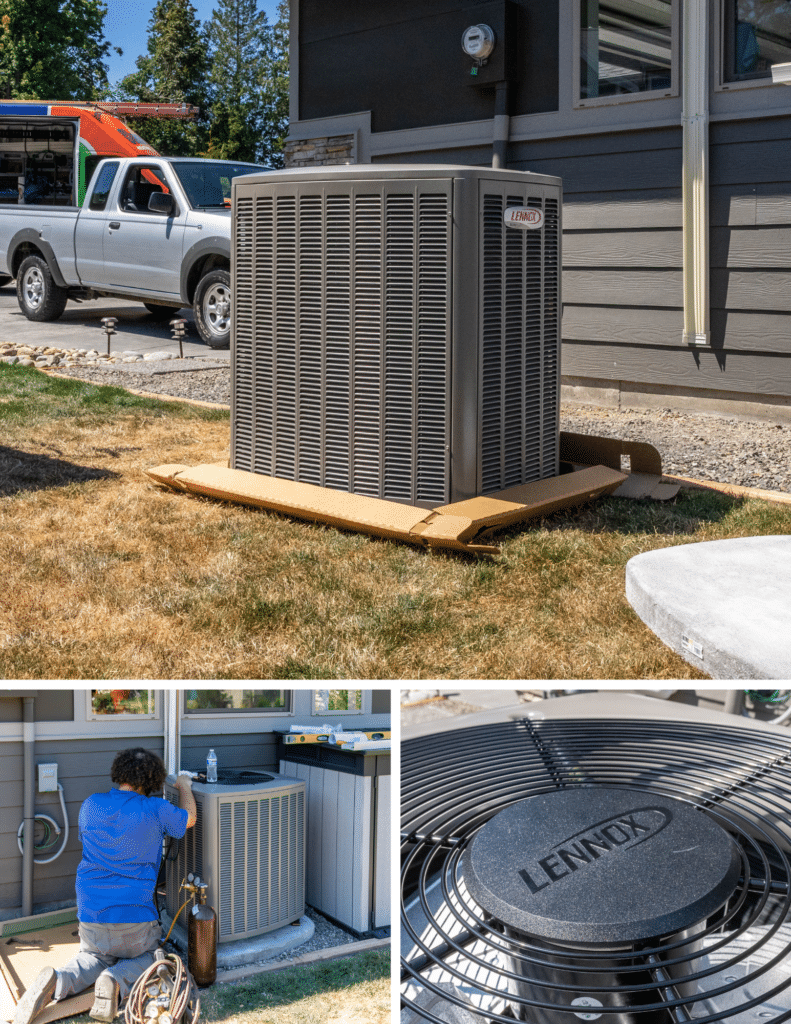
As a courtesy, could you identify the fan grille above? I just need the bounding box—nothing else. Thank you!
[401,717,791,1024]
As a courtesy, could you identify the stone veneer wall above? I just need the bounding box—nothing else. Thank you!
[284,134,355,167]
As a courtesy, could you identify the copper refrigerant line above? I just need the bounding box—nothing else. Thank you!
[124,954,199,1024]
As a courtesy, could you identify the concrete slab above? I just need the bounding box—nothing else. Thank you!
[0,285,229,361]
[625,536,791,679]
[165,915,315,969]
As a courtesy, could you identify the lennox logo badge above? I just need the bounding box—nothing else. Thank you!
[504,206,544,230]
[518,806,673,894]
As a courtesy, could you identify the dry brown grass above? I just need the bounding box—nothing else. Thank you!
[2,366,790,680]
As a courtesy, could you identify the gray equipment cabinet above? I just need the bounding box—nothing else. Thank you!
[278,739,390,934]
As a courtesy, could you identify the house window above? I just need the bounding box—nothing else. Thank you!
[723,0,791,82]
[183,689,290,713]
[313,690,363,715]
[578,0,674,101]
[89,689,157,718]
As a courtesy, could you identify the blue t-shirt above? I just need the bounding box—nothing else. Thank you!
[76,788,188,923]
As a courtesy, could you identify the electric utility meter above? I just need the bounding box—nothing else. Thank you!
[462,24,496,63]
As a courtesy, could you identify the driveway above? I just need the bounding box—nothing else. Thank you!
[0,280,230,361]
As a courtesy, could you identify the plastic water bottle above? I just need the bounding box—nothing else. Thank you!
[207,749,217,783]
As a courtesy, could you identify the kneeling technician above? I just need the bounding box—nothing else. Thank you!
[14,748,196,1024]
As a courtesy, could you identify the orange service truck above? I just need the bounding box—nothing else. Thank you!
[0,101,196,208]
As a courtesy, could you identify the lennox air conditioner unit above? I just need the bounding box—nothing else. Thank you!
[164,769,305,943]
[231,164,562,508]
[401,693,791,1024]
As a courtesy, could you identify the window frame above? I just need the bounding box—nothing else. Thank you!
[86,688,160,722]
[716,0,791,93]
[573,0,680,109]
[311,689,370,717]
[181,689,294,718]
[117,161,179,217]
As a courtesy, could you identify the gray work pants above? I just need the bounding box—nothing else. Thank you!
[55,921,162,1002]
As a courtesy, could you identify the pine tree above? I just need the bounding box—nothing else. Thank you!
[0,0,114,100]
[259,0,289,167]
[118,0,208,156]
[204,0,269,163]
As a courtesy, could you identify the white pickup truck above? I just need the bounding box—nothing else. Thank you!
[0,155,267,348]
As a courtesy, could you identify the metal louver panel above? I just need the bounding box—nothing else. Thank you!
[542,197,561,478]
[165,793,203,932]
[479,188,560,494]
[233,181,451,506]
[232,198,254,470]
[215,792,305,939]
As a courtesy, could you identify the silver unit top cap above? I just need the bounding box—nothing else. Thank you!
[232,163,562,190]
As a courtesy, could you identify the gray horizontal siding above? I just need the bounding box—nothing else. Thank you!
[0,736,164,911]
[566,269,791,313]
[564,229,682,268]
[564,270,682,307]
[179,733,279,773]
[564,342,791,399]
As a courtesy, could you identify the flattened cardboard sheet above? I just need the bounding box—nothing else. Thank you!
[0,923,92,1024]
[560,432,680,501]
[146,463,627,554]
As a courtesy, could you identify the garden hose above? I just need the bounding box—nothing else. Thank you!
[124,953,199,1024]
[16,783,70,864]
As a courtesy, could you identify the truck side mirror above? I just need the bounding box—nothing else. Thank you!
[148,191,176,216]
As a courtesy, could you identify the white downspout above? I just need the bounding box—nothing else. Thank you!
[165,689,180,776]
[681,0,710,346]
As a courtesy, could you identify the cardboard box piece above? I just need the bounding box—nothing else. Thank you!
[146,433,678,554]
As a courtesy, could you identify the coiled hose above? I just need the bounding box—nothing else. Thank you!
[124,954,200,1024]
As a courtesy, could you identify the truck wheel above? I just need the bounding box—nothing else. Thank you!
[194,269,231,349]
[0,274,12,288]
[144,303,183,321]
[17,255,68,322]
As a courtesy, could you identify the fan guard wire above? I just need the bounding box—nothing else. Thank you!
[401,717,791,1024]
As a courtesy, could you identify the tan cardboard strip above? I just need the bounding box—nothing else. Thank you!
[146,463,627,554]
[559,432,680,501]
[0,922,92,1024]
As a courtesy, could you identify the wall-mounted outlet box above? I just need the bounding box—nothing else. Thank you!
[38,763,58,792]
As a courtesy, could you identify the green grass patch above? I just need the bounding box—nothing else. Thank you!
[0,364,229,424]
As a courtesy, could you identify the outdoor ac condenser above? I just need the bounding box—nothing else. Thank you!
[163,771,305,943]
[231,164,562,508]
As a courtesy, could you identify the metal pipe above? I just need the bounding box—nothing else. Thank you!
[492,81,510,169]
[165,690,180,777]
[22,696,35,916]
[681,0,710,346]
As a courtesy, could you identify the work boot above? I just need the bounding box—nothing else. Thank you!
[12,967,57,1024]
[89,974,119,1022]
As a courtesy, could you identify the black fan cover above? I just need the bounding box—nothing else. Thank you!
[401,711,791,1024]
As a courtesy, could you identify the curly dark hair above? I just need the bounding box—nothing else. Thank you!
[111,748,166,797]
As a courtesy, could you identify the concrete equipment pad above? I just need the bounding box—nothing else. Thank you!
[625,535,791,679]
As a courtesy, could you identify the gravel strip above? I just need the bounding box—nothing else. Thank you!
[234,907,359,969]
[561,405,791,494]
[54,363,232,406]
[43,359,791,495]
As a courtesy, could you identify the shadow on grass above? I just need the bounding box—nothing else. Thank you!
[0,445,117,496]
